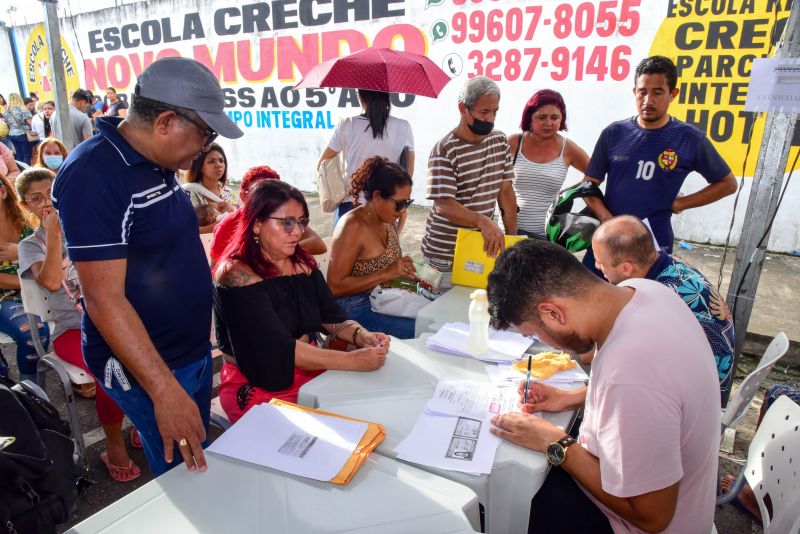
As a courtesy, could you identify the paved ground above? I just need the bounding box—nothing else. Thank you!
[7,192,794,533]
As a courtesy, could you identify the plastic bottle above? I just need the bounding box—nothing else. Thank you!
[468,289,490,356]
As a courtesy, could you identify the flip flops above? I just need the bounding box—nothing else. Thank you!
[129,427,143,449]
[100,451,142,483]
[720,476,763,527]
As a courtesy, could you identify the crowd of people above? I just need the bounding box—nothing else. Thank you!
[0,52,794,534]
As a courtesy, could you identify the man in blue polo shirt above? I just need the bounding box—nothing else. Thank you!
[581,56,737,274]
[591,215,735,402]
[53,58,243,476]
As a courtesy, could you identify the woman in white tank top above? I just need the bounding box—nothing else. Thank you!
[509,90,590,238]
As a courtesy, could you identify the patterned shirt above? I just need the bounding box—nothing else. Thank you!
[646,250,735,397]
[422,130,514,263]
[0,226,33,302]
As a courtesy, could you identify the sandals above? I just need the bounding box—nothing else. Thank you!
[72,382,96,398]
[130,427,143,449]
[100,451,142,483]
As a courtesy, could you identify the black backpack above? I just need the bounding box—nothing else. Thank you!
[0,380,79,534]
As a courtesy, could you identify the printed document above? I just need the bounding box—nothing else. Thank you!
[426,322,534,363]
[426,377,519,420]
[207,403,368,482]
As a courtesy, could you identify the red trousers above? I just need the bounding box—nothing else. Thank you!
[53,329,124,426]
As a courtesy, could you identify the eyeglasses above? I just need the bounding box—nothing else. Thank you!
[389,198,414,212]
[267,216,310,234]
[25,189,52,207]
[174,110,218,147]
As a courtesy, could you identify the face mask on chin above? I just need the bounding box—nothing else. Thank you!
[467,109,494,136]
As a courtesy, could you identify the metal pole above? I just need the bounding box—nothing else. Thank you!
[725,0,800,403]
[41,0,75,148]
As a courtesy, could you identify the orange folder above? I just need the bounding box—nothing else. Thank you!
[269,399,386,485]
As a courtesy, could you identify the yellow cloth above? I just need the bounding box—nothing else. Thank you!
[451,229,526,288]
[512,352,577,380]
[269,399,386,485]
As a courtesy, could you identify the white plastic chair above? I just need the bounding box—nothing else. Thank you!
[721,332,789,435]
[718,396,800,533]
[18,275,91,471]
[314,236,334,280]
[209,396,232,432]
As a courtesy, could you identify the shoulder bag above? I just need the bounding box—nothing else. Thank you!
[317,118,350,213]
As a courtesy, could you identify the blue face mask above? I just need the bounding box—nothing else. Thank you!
[43,155,63,170]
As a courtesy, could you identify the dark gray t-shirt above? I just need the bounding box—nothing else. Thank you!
[18,228,82,341]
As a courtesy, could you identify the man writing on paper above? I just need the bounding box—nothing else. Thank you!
[421,76,517,290]
[592,215,735,402]
[579,55,736,275]
[486,240,719,533]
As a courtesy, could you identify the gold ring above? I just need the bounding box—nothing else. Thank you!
[179,438,188,447]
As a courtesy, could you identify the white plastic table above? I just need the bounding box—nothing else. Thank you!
[297,336,582,534]
[415,285,474,337]
[65,453,481,533]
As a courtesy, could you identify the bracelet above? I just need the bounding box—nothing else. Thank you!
[352,326,362,347]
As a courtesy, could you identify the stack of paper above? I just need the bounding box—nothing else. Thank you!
[394,378,518,475]
[208,400,385,485]
[425,322,534,363]
[484,362,590,389]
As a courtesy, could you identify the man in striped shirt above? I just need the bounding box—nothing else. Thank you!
[421,77,517,288]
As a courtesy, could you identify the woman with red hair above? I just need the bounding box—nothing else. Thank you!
[511,90,590,239]
[213,180,389,423]
[208,165,326,266]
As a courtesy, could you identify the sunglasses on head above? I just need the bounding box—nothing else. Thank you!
[266,216,310,234]
[389,198,414,212]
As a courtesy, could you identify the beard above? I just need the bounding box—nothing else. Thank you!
[537,322,596,354]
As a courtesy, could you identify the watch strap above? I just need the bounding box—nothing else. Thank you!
[557,435,577,449]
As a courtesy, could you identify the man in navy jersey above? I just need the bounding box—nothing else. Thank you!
[581,56,737,274]
[53,58,242,475]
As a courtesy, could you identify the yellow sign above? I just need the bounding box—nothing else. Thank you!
[649,0,798,177]
[24,25,81,101]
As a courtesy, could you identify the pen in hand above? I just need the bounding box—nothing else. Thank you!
[523,354,532,404]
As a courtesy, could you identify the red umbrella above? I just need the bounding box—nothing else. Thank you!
[294,47,451,98]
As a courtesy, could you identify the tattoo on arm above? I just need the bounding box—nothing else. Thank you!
[219,268,256,287]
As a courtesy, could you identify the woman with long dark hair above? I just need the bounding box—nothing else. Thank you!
[213,180,389,423]
[182,142,238,233]
[317,89,414,228]
[327,156,417,339]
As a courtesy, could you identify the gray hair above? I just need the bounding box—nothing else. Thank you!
[458,76,500,108]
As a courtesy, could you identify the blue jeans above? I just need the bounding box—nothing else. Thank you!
[0,301,49,382]
[100,352,212,476]
[336,293,415,339]
[9,134,34,165]
[332,201,354,230]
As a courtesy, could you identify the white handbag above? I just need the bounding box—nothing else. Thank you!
[369,286,431,319]
[317,118,350,212]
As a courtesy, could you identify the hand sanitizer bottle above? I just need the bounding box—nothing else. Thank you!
[468,289,490,356]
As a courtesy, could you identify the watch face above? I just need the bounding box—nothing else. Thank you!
[546,443,566,466]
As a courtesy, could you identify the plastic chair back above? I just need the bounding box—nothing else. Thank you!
[19,274,55,323]
[314,236,334,279]
[721,332,789,431]
[744,395,800,534]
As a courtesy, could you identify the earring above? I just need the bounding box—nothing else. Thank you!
[253,233,260,244]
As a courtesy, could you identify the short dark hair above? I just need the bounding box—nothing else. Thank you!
[595,216,659,268]
[487,239,600,329]
[71,89,90,103]
[519,89,568,132]
[635,56,678,91]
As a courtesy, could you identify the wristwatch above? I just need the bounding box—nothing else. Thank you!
[545,435,577,467]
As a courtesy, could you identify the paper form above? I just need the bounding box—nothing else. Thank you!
[425,378,519,420]
[207,403,368,482]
